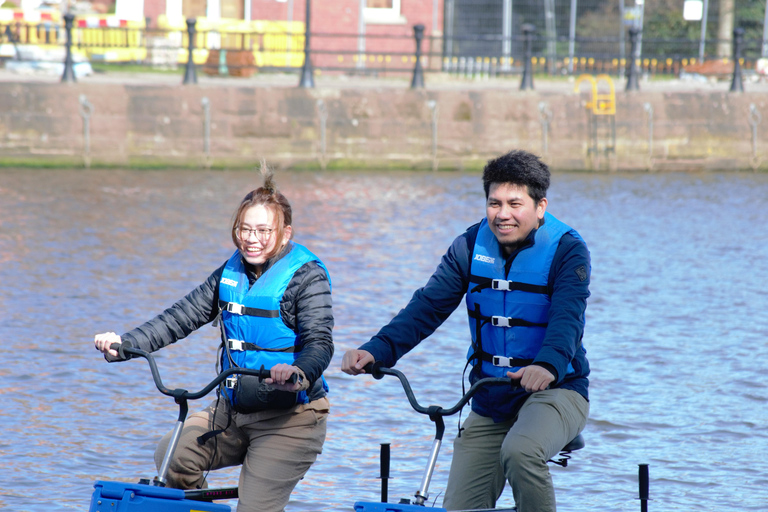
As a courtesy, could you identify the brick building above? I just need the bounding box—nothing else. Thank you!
[141,0,444,71]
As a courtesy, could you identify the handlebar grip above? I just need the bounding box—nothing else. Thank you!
[109,341,133,360]
[362,361,386,380]
[256,364,298,384]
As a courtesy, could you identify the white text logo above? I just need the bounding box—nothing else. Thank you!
[221,278,238,287]
[474,254,495,264]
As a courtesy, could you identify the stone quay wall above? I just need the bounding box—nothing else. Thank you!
[0,78,765,172]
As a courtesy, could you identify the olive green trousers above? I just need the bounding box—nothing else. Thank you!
[443,389,588,512]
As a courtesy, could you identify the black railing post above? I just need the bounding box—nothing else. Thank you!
[183,18,198,85]
[729,27,745,93]
[298,0,315,88]
[519,24,535,91]
[410,24,425,89]
[61,13,76,83]
[626,27,640,91]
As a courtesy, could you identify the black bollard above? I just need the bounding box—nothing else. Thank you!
[410,24,425,89]
[638,463,649,512]
[182,18,198,85]
[379,443,390,503]
[626,27,640,91]
[519,24,535,91]
[61,13,76,83]
[729,27,745,93]
[298,0,315,88]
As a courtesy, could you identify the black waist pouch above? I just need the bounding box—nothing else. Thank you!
[233,375,299,413]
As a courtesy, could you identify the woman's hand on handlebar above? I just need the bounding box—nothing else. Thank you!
[94,332,122,358]
[507,365,554,393]
[264,363,305,392]
[341,349,375,375]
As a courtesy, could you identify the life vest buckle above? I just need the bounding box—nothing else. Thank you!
[492,355,514,367]
[228,339,245,351]
[491,279,511,291]
[226,302,245,315]
[491,316,511,327]
[225,375,239,389]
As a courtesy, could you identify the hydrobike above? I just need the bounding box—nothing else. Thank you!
[88,345,650,512]
[89,342,290,512]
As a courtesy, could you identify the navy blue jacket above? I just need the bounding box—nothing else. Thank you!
[360,218,590,421]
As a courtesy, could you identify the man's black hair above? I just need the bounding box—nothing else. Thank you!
[482,150,550,203]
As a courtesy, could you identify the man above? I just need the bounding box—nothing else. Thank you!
[342,150,590,512]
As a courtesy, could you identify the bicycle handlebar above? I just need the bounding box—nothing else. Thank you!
[363,361,517,418]
[110,342,297,401]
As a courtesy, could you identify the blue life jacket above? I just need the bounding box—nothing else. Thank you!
[218,242,330,408]
[466,213,584,419]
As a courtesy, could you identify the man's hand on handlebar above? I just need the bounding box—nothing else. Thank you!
[94,332,122,358]
[341,349,375,375]
[264,363,306,392]
[507,365,555,393]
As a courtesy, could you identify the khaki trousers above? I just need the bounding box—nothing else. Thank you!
[443,389,588,512]
[154,396,329,512]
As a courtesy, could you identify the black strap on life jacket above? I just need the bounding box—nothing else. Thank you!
[466,303,540,368]
[218,300,280,318]
[468,275,549,295]
[227,339,297,353]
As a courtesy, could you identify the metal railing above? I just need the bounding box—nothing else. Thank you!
[2,17,765,89]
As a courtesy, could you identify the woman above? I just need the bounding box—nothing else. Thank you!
[94,169,333,512]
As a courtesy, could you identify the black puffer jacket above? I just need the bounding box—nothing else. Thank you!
[118,242,334,402]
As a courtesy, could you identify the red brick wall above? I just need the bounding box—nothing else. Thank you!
[144,0,444,69]
[144,0,165,27]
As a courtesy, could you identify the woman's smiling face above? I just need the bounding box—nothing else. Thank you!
[237,204,292,268]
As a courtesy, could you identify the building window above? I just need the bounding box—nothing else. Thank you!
[364,0,405,24]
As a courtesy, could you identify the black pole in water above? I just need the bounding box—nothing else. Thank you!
[298,0,315,88]
[379,443,390,503]
[410,24,425,89]
[183,18,198,85]
[61,13,76,83]
[729,27,745,93]
[638,464,649,512]
[519,24,535,91]
[626,27,640,91]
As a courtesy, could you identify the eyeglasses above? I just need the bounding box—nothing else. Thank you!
[237,226,274,241]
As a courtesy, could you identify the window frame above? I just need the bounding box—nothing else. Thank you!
[363,0,405,25]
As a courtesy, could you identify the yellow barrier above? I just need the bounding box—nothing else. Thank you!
[73,15,147,62]
[157,15,305,67]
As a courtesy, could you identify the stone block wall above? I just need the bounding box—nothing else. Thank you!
[0,81,765,171]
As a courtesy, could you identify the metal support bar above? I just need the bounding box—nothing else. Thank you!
[644,102,654,162]
[413,437,442,505]
[539,101,552,155]
[78,94,93,168]
[427,100,439,171]
[749,103,762,168]
[316,99,328,170]
[201,97,211,159]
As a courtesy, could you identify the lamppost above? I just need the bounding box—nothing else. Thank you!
[298,0,315,88]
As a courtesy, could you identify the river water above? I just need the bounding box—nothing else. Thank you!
[0,169,766,511]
